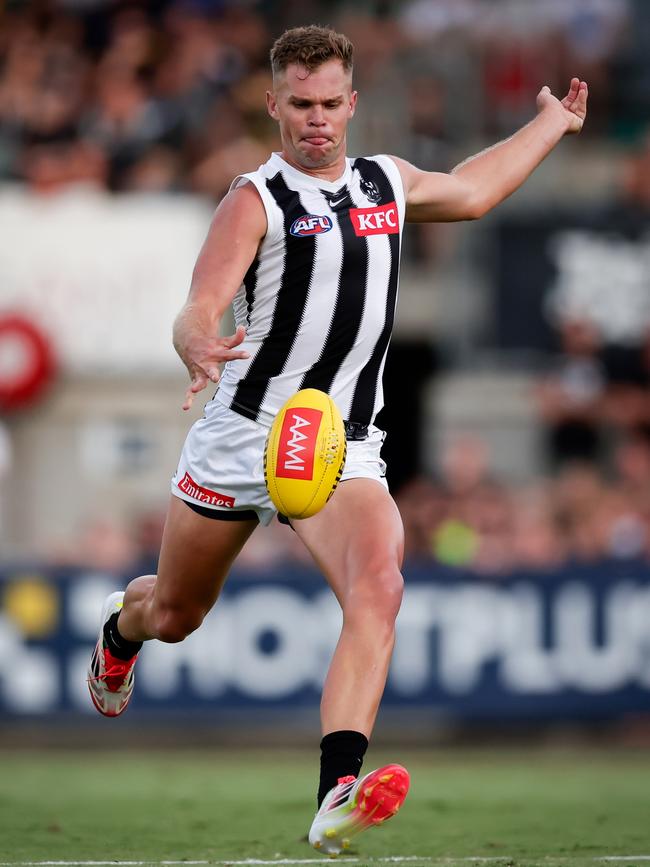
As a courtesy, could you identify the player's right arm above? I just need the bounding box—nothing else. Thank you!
[173,181,267,410]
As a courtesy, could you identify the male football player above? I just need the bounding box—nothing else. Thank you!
[88,25,587,856]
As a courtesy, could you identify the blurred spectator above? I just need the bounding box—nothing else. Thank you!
[46,517,139,573]
[438,432,492,498]
[21,136,109,193]
[80,59,172,190]
[534,317,607,469]
[510,483,568,570]
[395,476,447,562]
[130,507,166,571]
[613,428,650,496]
[553,461,608,561]
[121,145,183,192]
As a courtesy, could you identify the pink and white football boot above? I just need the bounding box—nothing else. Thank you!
[309,763,410,857]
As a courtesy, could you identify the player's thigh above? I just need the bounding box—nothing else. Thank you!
[291,477,404,606]
[153,494,257,614]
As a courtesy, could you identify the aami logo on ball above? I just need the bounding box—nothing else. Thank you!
[275,408,323,480]
[290,215,333,237]
[349,202,399,237]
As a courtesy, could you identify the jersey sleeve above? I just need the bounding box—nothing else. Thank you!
[230,172,283,244]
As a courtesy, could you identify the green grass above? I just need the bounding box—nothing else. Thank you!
[1,748,649,866]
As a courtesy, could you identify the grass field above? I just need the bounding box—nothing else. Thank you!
[1,748,649,866]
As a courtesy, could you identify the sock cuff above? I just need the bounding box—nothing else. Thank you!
[103,612,143,660]
[320,730,369,752]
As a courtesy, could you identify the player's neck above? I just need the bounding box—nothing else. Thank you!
[278,150,348,183]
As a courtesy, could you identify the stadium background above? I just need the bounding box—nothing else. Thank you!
[2,0,650,823]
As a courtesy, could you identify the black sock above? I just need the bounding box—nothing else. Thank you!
[317,730,369,807]
[103,612,143,660]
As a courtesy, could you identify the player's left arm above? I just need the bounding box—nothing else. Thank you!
[394,78,588,223]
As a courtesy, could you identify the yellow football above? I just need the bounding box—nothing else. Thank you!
[264,388,347,520]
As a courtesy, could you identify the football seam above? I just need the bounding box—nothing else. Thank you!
[298,396,346,518]
[298,397,337,518]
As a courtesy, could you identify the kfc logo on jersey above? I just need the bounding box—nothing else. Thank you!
[179,472,235,507]
[275,408,322,480]
[349,202,399,236]
[290,215,333,237]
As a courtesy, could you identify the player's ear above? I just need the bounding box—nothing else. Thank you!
[267,90,280,121]
[348,90,357,119]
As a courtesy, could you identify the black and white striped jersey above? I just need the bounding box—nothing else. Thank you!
[216,151,405,428]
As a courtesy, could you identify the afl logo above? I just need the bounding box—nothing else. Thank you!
[290,214,333,237]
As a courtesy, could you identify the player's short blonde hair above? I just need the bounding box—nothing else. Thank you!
[270,25,353,77]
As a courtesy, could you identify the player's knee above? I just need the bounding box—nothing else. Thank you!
[153,606,204,644]
[346,565,404,626]
[374,566,404,622]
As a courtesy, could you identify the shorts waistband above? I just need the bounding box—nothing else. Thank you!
[222,396,369,441]
[344,420,369,441]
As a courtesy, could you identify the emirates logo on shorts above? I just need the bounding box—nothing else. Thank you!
[275,408,322,480]
[179,472,235,507]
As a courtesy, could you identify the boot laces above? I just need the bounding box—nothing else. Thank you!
[87,647,137,691]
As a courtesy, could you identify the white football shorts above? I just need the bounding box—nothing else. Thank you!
[171,396,388,525]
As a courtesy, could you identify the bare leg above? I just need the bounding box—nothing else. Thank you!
[118,495,257,643]
[292,478,404,737]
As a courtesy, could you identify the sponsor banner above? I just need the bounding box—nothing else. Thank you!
[1,562,650,718]
[495,210,650,351]
[0,189,212,373]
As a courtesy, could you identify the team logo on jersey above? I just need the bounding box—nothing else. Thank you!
[360,177,381,203]
[349,202,399,236]
[290,214,333,237]
[275,408,322,480]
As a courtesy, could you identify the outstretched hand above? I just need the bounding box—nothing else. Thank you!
[181,324,249,411]
[537,78,588,134]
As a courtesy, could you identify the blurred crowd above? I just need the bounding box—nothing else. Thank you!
[6,0,650,575]
[45,307,650,576]
[0,0,646,198]
[391,296,650,574]
[397,429,650,575]
[46,419,650,577]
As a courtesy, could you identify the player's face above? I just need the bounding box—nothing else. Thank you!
[267,59,357,173]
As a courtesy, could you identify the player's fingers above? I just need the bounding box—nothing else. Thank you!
[536,85,553,111]
[182,373,208,410]
[565,82,587,124]
[205,366,222,383]
[182,384,196,411]
[220,348,250,361]
[563,78,584,110]
[191,374,209,392]
[222,324,248,349]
